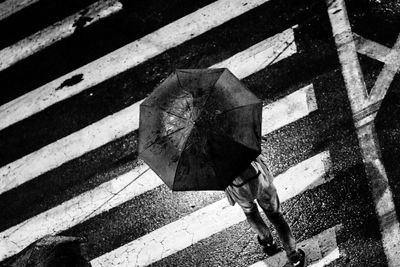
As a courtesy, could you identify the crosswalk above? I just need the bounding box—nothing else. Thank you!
[0,26,297,195]
[0,0,398,266]
[0,0,41,21]
[0,84,320,261]
[0,0,123,72]
[0,0,272,131]
[249,225,340,267]
[90,152,331,266]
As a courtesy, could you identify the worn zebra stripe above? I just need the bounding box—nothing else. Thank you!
[90,151,331,267]
[0,0,123,72]
[0,0,274,131]
[262,83,316,133]
[249,225,340,267]
[327,0,400,265]
[0,79,317,262]
[0,0,40,21]
[353,33,392,64]
[0,27,297,196]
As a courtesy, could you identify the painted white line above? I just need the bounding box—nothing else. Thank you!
[274,151,331,201]
[212,26,297,79]
[0,164,160,261]
[0,27,297,196]
[353,32,400,108]
[353,33,392,64]
[0,0,123,72]
[353,33,400,125]
[326,0,400,265]
[262,84,317,134]
[90,151,332,267]
[325,0,368,113]
[357,124,400,266]
[0,99,142,195]
[249,225,340,267]
[0,0,273,131]
[0,0,40,21]
[368,34,400,104]
[0,77,315,261]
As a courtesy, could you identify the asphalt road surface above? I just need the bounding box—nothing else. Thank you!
[0,0,399,266]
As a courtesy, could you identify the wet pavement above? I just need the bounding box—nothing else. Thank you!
[0,0,399,266]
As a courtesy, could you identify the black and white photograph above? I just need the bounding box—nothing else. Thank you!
[0,0,399,266]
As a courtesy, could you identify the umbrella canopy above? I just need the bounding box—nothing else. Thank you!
[139,68,262,191]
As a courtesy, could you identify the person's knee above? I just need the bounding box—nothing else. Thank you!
[258,191,280,214]
[264,209,282,221]
[241,201,257,215]
[258,199,280,214]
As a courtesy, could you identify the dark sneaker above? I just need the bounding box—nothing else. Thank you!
[286,248,306,267]
[257,236,281,256]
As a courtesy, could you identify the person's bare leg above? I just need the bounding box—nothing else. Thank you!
[242,203,273,243]
[260,206,304,265]
[257,188,297,256]
[258,196,305,266]
[264,210,296,255]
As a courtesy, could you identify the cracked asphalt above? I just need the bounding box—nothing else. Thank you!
[0,0,400,266]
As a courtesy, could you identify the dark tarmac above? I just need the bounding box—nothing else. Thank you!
[0,0,399,266]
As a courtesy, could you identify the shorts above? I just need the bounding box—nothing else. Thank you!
[225,160,280,213]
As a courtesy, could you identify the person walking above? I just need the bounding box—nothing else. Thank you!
[225,155,306,267]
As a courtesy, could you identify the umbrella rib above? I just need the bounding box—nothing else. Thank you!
[176,72,185,90]
[142,126,188,152]
[163,110,189,121]
[175,72,214,123]
[217,102,260,116]
[164,126,187,137]
[173,124,210,190]
[168,73,196,121]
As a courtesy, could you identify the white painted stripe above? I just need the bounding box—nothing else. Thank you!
[0,0,40,21]
[353,33,400,124]
[325,0,368,113]
[0,78,314,261]
[0,0,123,72]
[357,125,400,266]
[0,164,160,261]
[368,34,400,103]
[262,84,317,134]
[90,151,332,267]
[354,33,400,68]
[212,26,297,79]
[0,27,297,196]
[0,100,142,195]
[353,33,392,64]
[354,113,375,129]
[353,32,400,108]
[0,0,273,131]
[326,0,400,265]
[249,225,340,267]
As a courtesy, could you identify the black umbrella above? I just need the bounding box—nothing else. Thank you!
[138,69,262,191]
